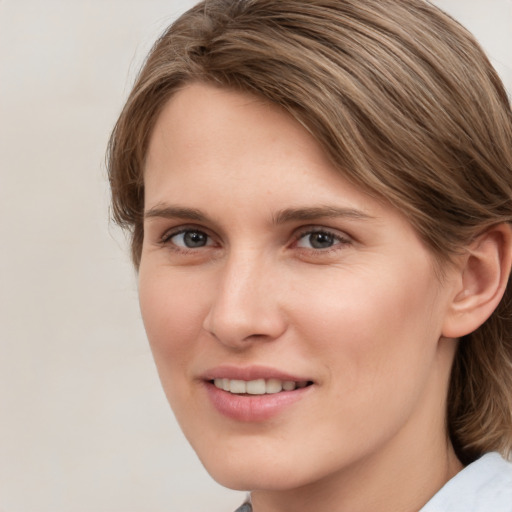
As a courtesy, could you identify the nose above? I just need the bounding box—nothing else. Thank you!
[202,251,287,348]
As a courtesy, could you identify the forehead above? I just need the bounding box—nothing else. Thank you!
[147,83,320,169]
[145,83,361,206]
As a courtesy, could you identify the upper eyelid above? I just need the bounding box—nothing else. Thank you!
[292,225,352,241]
[160,224,215,244]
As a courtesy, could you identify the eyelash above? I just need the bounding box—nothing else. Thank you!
[159,225,352,254]
[292,227,351,253]
[160,226,216,251]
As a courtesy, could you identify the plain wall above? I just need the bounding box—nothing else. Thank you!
[0,1,510,511]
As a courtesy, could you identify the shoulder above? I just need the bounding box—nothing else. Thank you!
[233,503,252,512]
[420,452,512,512]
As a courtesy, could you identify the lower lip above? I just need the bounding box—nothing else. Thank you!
[204,381,312,422]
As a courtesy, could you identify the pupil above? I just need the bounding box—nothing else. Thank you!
[310,232,333,249]
[184,231,207,247]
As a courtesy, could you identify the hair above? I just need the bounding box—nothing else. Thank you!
[107,0,512,464]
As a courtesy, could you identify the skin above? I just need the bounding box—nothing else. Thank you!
[139,83,465,512]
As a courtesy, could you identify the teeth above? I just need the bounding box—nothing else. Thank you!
[282,380,296,391]
[266,378,282,394]
[213,378,309,395]
[246,379,266,394]
[229,379,247,394]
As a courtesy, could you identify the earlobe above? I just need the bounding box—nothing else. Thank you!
[442,223,512,339]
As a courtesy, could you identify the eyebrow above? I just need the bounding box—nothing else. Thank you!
[272,206,374,224]
[144,204,373,224]
[144,205,208,222]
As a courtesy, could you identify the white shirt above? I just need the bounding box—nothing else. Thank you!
[420,452,512,512]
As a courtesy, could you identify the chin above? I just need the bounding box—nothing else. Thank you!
[203,457,312,492]
[189,433,335,492]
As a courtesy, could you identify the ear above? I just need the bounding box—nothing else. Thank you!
[442,223,512,338]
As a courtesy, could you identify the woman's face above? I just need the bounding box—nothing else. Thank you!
[139,83,460,492]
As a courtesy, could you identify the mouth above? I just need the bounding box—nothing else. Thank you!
[202,368,315,421]
[211,378,312,395]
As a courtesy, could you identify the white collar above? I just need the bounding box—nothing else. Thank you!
[420,452,512,512]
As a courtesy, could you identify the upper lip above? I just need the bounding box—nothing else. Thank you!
[200,365,312,383]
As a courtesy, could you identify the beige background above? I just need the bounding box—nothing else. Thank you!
[0,1,510,511]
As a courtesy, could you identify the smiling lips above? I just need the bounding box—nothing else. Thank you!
[213,378,309,395]
[204,369,313,422]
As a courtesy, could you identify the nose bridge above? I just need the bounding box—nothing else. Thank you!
[203,247,285,346]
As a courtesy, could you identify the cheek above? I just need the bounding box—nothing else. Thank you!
[137,267,217,437]
[138,267,208,380]
[279,276,442,467]
[289,264,442,405]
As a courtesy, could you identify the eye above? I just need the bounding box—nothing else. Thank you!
[164,229,213,249]
[295,229,349,250]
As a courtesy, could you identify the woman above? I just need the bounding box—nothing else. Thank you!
[108,1,512,510]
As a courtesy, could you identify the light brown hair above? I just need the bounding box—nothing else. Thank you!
[107,0,512,464]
